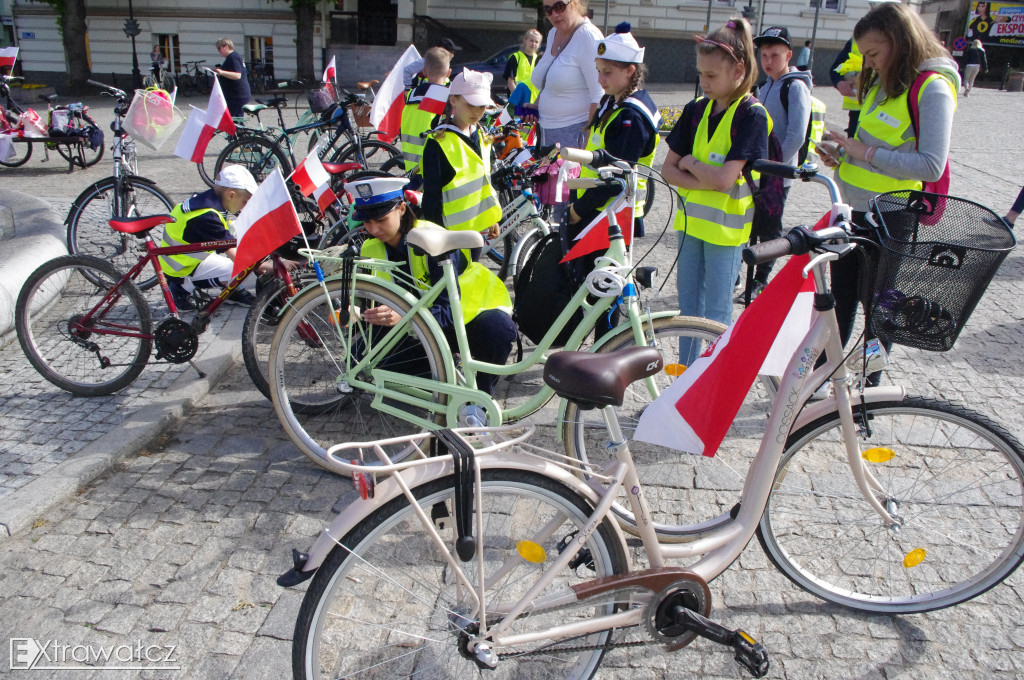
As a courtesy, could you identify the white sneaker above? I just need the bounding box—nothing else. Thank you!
[809,382,831,401]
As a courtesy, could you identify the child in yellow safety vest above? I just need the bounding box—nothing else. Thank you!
[504,29,542,99]
[400,47,453,177]
[660,17,770,362]
[349,174,515,395]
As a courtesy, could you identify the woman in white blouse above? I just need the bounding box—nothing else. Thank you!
[526,0,604,151]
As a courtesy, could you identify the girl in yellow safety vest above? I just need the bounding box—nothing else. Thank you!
[348,174,516,395]
[660,17,769,362]
[421,68,503,249]
[818,2,958,388]
[505,29,542,100]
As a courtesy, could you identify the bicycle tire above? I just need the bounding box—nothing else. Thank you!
[510,226,545,286]
[215,134,292,183]
[292,469,628,680]
[55,115,104,168]
[177,74,194,98]
[0,139,32,167]
[241,273,311,401]
[757,397,1024,614]
[269,277,450,469]
[66,175,175,291]
[562,315,779,539]
[16,255,153,396]
[196,129,240,188]
[329,139,402,178]
[142,74,157,89]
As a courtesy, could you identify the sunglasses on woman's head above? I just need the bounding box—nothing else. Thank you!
[543,0,572,16]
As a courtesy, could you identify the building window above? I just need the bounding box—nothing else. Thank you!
[153,34,180,74]
[247,36,274,80]
[810,0,841,11]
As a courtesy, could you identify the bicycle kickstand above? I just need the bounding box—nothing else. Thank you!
[188,359,207,379]
[669,606,770,678]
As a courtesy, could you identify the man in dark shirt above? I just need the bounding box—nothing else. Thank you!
[214,37,251,118]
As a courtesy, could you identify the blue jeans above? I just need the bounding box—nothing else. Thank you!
[541,122,587,225]
[676,232,742,364]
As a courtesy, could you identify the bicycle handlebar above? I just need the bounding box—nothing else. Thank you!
[559,147,595,166]
[87,79,128,100]
[742,225,852,266]
[565,178,601,190]
[2,75,24,83]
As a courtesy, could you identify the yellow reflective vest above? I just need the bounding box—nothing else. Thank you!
[579,93,661,218]
[360,223,512,323]
[837,72,954,196]
[835,41,863,112]
[400,87,439,173]
[158,201,230,277]
[673,95,769,246]
[511,50,539,101]
[430,128,502,233]
[808,95,826,156]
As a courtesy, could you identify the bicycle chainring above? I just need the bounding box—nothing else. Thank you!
[154,317,199,364]
[644,577,712,650]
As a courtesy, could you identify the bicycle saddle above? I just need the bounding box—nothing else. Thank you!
[108,214,175,235]
[255,97,288,109]
[243,103,268,114]
[321,161,363,175]
[406,223,484,257]
[40,94,58,103]
[356,79,379,90]
[544,347,663,410]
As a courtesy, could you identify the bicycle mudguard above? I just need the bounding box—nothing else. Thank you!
[283,450,627,582]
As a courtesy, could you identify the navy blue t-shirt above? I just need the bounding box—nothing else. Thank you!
[666,96,768,165]
[219,51,251,101]
[180,189,232,253]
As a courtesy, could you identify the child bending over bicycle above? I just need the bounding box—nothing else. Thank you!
[159,165,265,311]
[347,175,516,394]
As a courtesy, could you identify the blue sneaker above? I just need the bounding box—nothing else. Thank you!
[167,278,195,312]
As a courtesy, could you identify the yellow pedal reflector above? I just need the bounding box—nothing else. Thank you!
[664,363,687,376]
[516,540,547,564]
[862,447,895,463]
[903,548,926,568]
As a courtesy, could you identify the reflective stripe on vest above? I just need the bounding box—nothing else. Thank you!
[808,96,826,153]
[836,73,951,195]
[579,99,660,218]
[673,96,766,246]
[433,130,502,232]
[360,223,512,323]
[400,98,437,173]
[512,51,539,101]
[158,203,229,276]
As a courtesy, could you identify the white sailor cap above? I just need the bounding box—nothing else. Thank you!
[343,176,411,221]
[596,23,645,64]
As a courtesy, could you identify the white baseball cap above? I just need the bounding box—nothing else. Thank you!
[596,22,645,64]
[450,68,496,107]
[215,165,258,194]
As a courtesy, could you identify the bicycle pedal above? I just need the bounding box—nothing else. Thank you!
[671,607,769,678]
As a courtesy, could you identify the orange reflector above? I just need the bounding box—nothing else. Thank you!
[664,363,687,376]
[903,548,926,568]
[516,540,547,564]
[862,447,894,463]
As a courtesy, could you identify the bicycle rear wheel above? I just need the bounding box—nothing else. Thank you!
[292,469,628,680]
[55,119,104,168]
[216,134,291,184]
[66,175,174,291]
[197,130,235,188]
[758,397,1024,613]
[268,278,449,469]
[16,255,153,396]
[329,139,402,178]
[0,139,32,167]
[562,316,778,539]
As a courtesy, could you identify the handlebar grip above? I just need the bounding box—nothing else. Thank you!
[560,147,594,166]
[751,159,800,180]
[742,234,796,266]
[565,178,600,190]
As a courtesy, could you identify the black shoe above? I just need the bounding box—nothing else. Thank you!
[224,288,257,307]
[167,278,196,312]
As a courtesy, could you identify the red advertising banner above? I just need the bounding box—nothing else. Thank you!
[966,2,1024,47]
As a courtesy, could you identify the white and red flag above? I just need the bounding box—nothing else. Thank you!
[560,203,634,263]
[313,183,339,215]
[418,84,449,115]
[289,149,331,197]
[205,77,236,137]
[322,55,336,84]
[173,106,208,163]
[633,213,828,456]
[230,168,303,279]
[0,47,18,69]
[370,44,421,144]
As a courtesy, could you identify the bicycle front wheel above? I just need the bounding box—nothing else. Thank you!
[66,176,174,291]
[216,134,291,184]
[0,139,32,167]
[242,273,309,401]
[758,397,1024,613]
[269,278,449,469]
[16,255,153,396]
[293,469,628,680]
[563,315,778,539]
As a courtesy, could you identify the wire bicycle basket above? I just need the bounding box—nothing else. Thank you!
[306,82,336,114]
[868,189,1016,352]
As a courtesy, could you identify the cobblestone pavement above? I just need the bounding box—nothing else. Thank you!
[1,84,1023,677]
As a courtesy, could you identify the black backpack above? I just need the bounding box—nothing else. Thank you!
[512,232,584,347]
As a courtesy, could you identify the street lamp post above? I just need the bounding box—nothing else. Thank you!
[696,0,715,97]
[124,0,143,89]
[808,0,823,76]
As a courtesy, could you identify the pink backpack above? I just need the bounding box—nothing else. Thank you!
[908,71,951,225]
[533,158,580,205]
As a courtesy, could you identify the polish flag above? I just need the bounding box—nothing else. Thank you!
[0,47,18,69]
[370,45,421,144]
[206,77,236,137]
[173,106,209,163]
[560,204,634,263]
[230,168,303,279]
[497,105,513,126]
[313,183,339,215]
[525,125,537,146]
[633,213,829,456]
[289,149,330,197]
[418,84,449,115]
[322,55,336,84]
